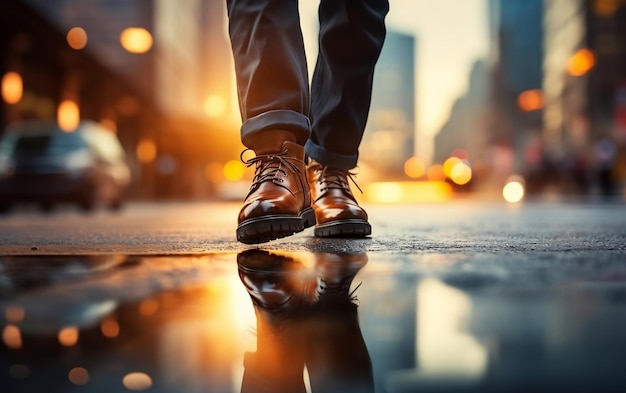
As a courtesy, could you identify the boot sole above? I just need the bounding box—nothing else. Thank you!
[314,219,371,238]
[237,207,316,244]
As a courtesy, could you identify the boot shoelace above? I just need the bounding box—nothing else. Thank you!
[316,166,363,195]
[241,149,303,190]
[316,278,362,304]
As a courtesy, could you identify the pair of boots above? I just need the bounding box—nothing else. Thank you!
[237,131,370,244]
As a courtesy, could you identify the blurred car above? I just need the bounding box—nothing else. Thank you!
[0,120,131,212]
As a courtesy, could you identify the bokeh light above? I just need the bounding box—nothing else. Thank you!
[427,164,446,181]
[120,27,153,53]
[4,305,25,323]
[123,372,153,391]
[404,156,426,179]
[517,89,544,111]
[58,327,79,346]
[57,100,80,132]
[136,139,157,164]
[2,71,23,104]
[503,179,525,203]
[66,27,88,50]
[138,299,159,316]
[203,95,226,117]
[568,48,595,76]
[443,157,462,178]
[594,0,620,17]
[223,160,245,181]
[2,325,22,349]
[68,367,89,385]
[101,318,120,338]
[450,161,472,185]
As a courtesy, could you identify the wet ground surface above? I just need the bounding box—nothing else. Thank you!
[1,201,626,392]
[1,249,626,392]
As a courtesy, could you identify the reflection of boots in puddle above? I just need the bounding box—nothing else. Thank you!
[306,252,374,393]
[312,252,369,304]
[237,250,313,393]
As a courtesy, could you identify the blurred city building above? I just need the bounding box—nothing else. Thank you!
[489,0,545,193]
[434,0,544,194]
[361,30,416,180]
[433,60,490,176]
[1,0,239,200]
[582,0,626,197]
[542,0,626,196]
[433,0,626,198]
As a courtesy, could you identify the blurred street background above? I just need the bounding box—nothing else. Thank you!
[2,0,626,206]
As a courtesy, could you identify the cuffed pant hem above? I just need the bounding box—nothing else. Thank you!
[241,110,311,147]
[305,139,358,170]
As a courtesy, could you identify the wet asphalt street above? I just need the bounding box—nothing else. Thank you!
[1,199,626,392]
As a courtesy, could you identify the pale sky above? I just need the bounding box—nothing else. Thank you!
[299,0,489,162]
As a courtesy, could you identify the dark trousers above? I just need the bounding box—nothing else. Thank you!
[227,0,389,169]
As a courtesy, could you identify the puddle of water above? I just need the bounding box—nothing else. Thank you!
[1,251,626,392]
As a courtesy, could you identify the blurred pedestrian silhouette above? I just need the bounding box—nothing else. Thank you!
[227,0,389,244]
[237,249,373,393]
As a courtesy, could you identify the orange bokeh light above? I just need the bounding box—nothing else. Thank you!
[101,318,120,338]
[443,157,462,178]
[427,164,446,182]
[120,28,153,54]
[594,0,620,17]
[517,89,545,112]
[123,372,153,391]
[2,71,23,104]
[4,305,25,323]
[66,27,88,50]
[58,327,79,346]
[68,367,90,385]
[2,325,22,349]
[136,139,157,163]
[449,161,472,185]
[568,49,596,76]
[404,156,426,179]
[57,100,80,132]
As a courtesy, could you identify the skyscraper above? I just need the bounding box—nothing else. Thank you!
[489,0,544,148]
[361,30,416,179]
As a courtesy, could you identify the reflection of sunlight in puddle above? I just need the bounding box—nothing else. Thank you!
[387,278,488,390]
[230,273,256,393]
[417,278,487,378]
[157,278,243,391]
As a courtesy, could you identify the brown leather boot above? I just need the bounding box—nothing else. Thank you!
[237,131,315,244]
[307,160,371,238]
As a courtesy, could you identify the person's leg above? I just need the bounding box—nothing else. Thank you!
[226,0,314,244]
[305,252,375,393]
[305,0,389,238]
